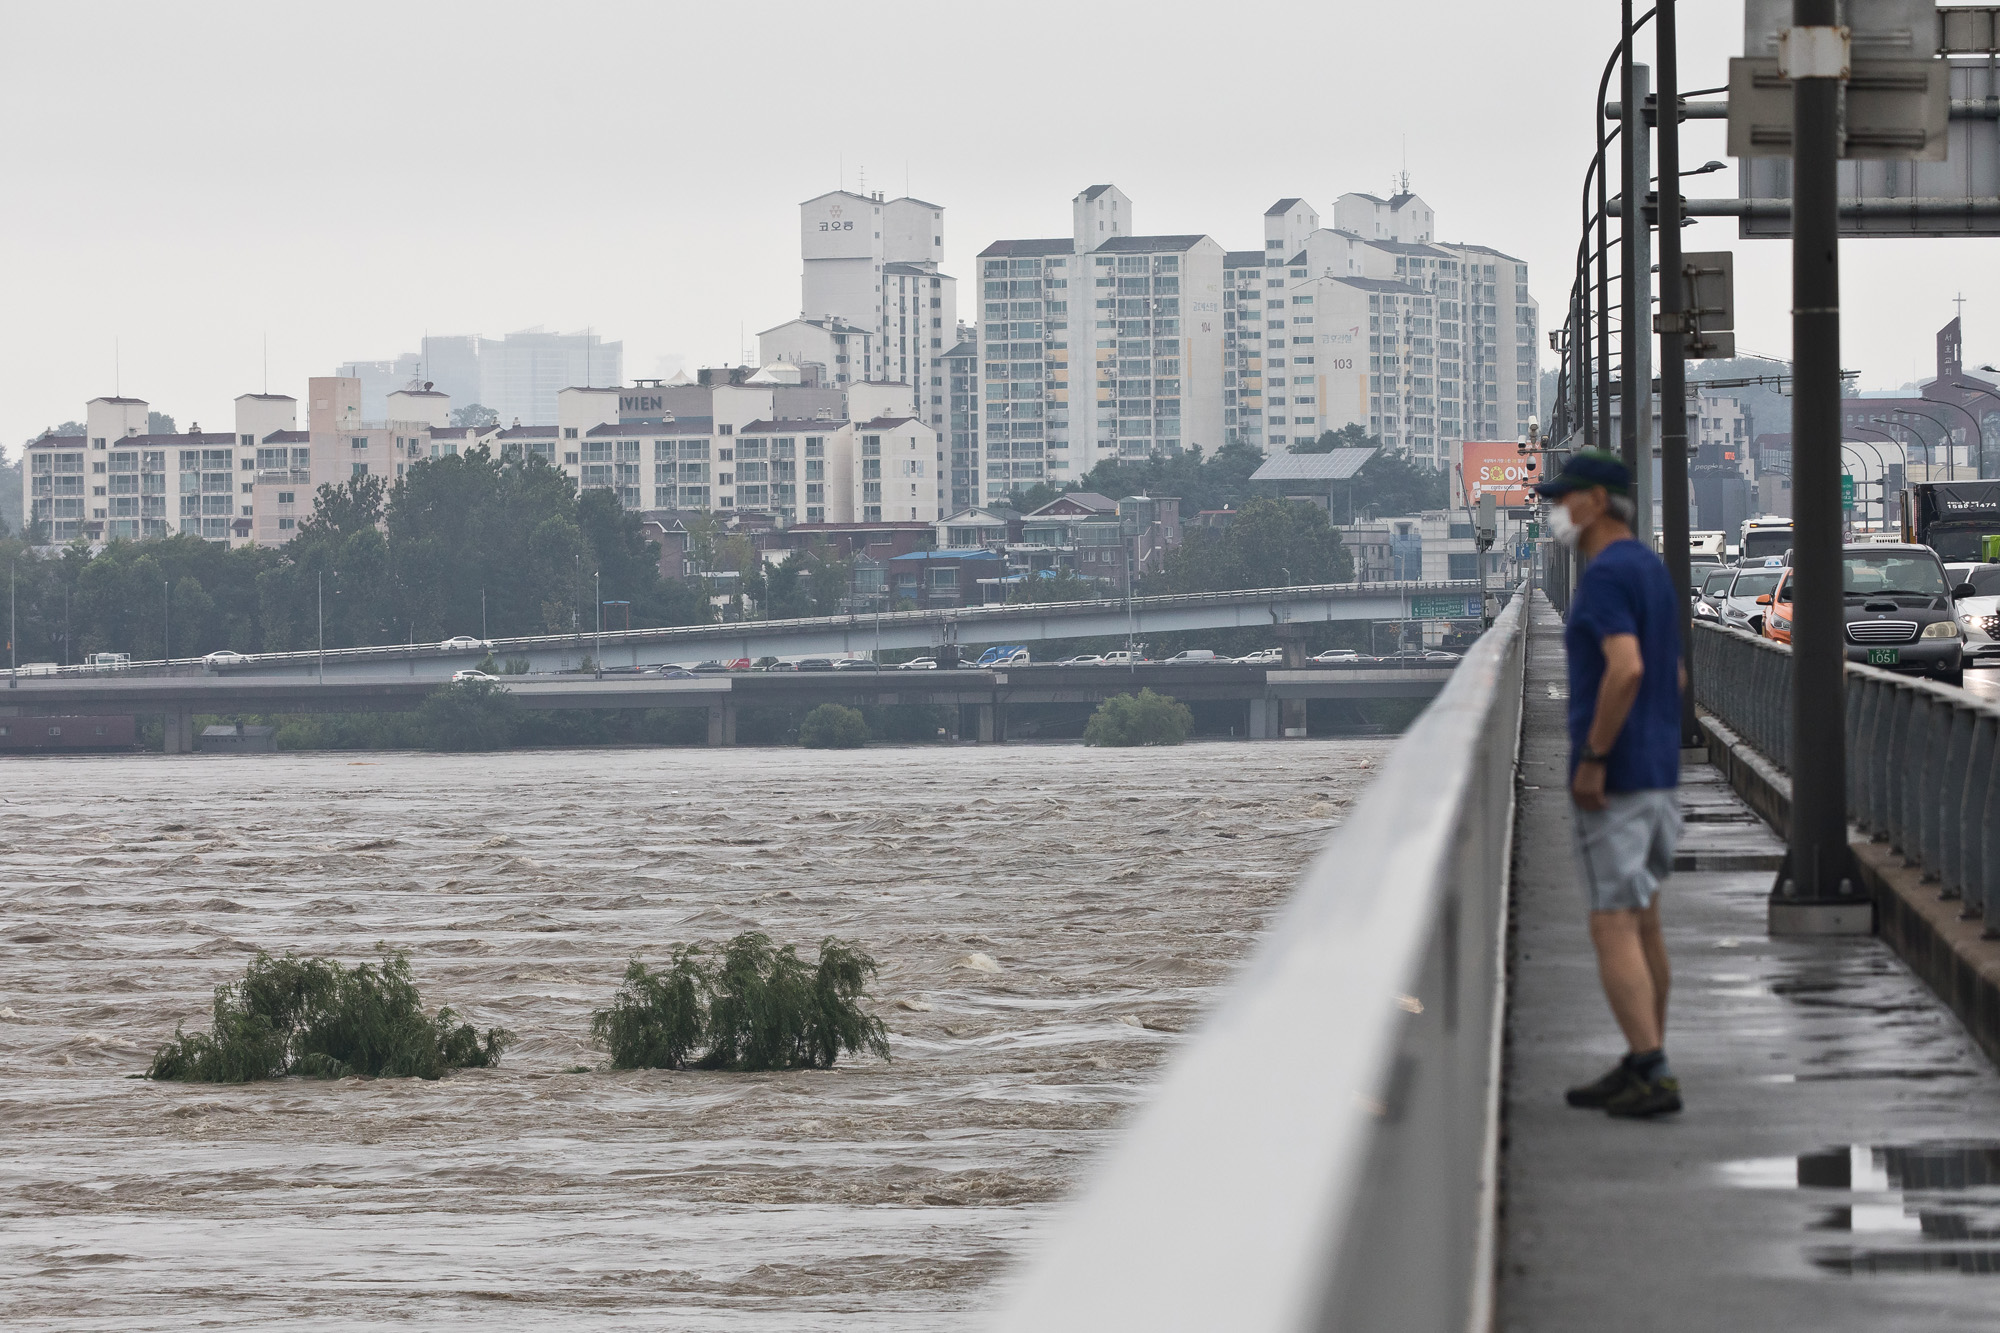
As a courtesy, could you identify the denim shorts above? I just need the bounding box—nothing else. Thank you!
[1572,788,1681,913]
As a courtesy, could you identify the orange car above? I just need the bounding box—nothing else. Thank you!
[1758,569,1794,644]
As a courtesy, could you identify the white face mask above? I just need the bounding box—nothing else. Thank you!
[1548,502,1583,549]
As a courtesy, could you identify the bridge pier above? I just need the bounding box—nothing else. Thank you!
[976,702,1006,743]
[161,707,194,755]
[1247,698,1279,740]
[706,700,736,747]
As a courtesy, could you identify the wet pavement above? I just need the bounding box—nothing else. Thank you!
[1501,597,2000,1330]
[1959,667,2000,706]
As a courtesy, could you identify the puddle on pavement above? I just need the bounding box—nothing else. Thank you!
[1725,1142,2000,1275]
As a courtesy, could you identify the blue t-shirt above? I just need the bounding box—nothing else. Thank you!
[1564,538,1682,791]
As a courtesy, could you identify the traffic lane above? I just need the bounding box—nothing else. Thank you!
[1960,666,2000,704]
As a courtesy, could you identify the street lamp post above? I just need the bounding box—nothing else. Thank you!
[594,571,602,679]
[1780,0,1858,918]
[1654,0,1700,744]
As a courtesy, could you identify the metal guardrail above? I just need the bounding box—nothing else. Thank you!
[1692,623,2000,920]
[994,584,1529,1333]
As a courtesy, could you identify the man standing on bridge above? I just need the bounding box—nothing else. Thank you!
[1535,449,1684,1118]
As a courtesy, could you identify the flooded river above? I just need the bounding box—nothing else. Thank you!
[0,739,1389,1329]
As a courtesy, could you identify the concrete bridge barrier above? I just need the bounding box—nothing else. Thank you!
[994,585,1528,1331]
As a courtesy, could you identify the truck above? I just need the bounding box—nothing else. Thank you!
[1738,516,1794,565]
[81,652,132,671]
[1900,480,2000,562]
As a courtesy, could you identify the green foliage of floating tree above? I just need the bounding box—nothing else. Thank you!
[798,702,869,749]
[590,945,709,1072]
[148,948,508,1082]
[592,932,890,1072]
[1083,688,1194,747]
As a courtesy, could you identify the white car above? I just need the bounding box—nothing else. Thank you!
[439,636,490,651]
[202,650,250,668]
[897,657,938,670]
[1235,648,1284,665]
[451,669,498,683]
[1310,649,1361,664]
[1952,563,2000,668]
[1057,654,1106,665]
[1163,649,1218,663]
[1098,650,1147,666]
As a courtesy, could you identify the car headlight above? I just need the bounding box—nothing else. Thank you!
[1922,620,1961,638]
[1694,601,1718,618]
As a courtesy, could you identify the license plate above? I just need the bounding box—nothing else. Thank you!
[1867,648,1901,666]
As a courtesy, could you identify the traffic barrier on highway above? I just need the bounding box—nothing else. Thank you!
[994,583,1528,1333]
[1692,623,2000,920]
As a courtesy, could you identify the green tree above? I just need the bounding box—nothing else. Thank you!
[418,679,518,751]
[798,702,869,749]
[1084,689,1193,746]
[147,411,177,436]
[1151,496,1352,593]
[450,403,500,428]
[1291,423,1375,454]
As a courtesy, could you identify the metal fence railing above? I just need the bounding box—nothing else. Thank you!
[993,584,1529,1333]
[1692,622,2000,919]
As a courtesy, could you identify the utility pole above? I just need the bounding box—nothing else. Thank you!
[163,580,170,663]
[481,585,487,642]
[317,571,325,679]
[8,560,15,686]
[1654,0,1699,745]
[1777,0,1858,923]
[594,570,602,679]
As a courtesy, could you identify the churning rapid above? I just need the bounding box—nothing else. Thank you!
[1,739,1388,1329]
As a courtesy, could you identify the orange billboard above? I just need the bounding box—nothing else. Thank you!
[1458,441,1535,507]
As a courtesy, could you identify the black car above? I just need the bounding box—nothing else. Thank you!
[1772,544,1973,687]
[796,658,835,672]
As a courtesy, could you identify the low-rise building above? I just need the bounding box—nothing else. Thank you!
[886,547,1005,608]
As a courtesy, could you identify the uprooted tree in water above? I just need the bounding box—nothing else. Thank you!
[148,948,509,1082]
[592,932,889,1072]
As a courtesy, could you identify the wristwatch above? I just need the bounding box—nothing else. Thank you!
[1578,744,1611,765]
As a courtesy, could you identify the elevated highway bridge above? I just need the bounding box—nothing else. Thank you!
[9,579,1488,684]
[0,660,1455,750]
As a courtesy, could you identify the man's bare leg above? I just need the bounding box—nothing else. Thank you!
[1588,908,1663,1052]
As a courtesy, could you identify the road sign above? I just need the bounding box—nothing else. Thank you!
[1841,473,1856,510]
[1657,251,1736,359]
[1731,0,1948,161]
[1411,595,1481,619]
[1728,0,2000,239]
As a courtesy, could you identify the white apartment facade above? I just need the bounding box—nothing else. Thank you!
[1221,192,1538,466]
[797,190,958,448]
[975,185,1227,505]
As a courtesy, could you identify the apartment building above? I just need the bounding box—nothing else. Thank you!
[757,318,876,385]
[943,337,979,510]
[339,328,623,425]
[798,190,958,451]
[974,185,1227,506]
[1220,192,1538,465]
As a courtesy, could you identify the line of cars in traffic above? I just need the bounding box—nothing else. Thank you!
[1691,541,2000,689]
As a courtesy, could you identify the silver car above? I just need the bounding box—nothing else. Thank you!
[1720,566,1787,635]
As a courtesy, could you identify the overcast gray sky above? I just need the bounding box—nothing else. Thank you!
[1,0,1992,451]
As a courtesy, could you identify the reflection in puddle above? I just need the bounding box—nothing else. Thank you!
[1727,1142,2000,1276]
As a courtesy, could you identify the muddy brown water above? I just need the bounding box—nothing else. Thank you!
[0,739,1388,1329]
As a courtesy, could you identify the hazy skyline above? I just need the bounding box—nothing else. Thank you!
[3,0,1995,452]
